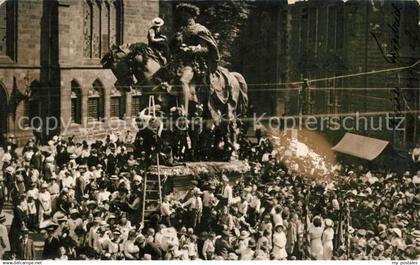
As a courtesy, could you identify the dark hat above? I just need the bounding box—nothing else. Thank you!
[222,230,232,237]
[413,194,420,206]
[134,234,146,243]
[75,225,86,235]
[248,238,256,248]
[22,227,30,234]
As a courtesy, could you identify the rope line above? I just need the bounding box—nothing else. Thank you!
[20,60,420,91]
[304,60,420,84]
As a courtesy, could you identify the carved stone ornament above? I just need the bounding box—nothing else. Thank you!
[111,87,121,96]
[88,86,100,97]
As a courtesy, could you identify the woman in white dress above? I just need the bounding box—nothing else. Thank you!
[272,223,287,260]
[308,216,325,260]
[0,214,10,259]
[322,218,334,260]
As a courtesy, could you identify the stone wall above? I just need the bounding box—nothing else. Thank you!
[286,0,420,147]
[0,0,163,144]
[232,0,288,117]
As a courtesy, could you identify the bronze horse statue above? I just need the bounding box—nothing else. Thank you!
[101,43,248,158]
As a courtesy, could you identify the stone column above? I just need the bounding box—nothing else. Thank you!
[125,90,132,119]
[104,84,111,126]
[60,77,72,131]
[81,84,89,128]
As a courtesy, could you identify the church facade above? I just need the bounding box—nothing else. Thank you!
[0,0,172,145]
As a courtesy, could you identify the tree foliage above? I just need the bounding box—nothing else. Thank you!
[187,1,251,67]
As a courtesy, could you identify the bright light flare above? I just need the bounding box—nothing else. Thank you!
[269,129,339,183]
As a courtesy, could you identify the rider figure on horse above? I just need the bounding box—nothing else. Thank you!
[148,17,169,65]
[173,3,221,117]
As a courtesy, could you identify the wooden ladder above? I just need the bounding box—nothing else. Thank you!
[141,169,163,225]
[141,96,163,225]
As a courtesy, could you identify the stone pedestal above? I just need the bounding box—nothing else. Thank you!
[148,160,251,191]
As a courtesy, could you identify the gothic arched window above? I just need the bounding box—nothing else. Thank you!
[88,80,105,121]
[83,0,94,58]
[83,0,124,59]
[0,0,17,62]
[110,87,125,119]
[71,80,82,124]
[114,0,124,45]
[131,89,142,116]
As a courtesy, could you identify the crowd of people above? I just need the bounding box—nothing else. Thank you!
[0,129,419,260]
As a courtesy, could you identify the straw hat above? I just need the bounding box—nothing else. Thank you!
[391,228,402,238]
[69,208,79,215]
[239,230,250,240]
[152,17,164,27]
[357,229,367,237]
[378,224,387,232]
[324,218,334,227]
[228,253,238,260]
[193,187,203,195]
[42,221,59,231]
[275,223,285,231]
[411,230,420,239]
[57,215,68,223]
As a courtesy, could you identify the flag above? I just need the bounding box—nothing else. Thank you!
[8,76,27,119]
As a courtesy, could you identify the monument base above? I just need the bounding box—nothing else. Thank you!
[148,160,250,191]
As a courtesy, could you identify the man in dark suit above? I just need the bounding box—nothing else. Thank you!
[135,235,162,260]
[0,176,5,213]
[215,231,233,258]
[106,147,117,175]
[87,149,100,169]
[17,228,35,260]
[42,224,60,260]
[30,147,43,172]
[9,197,27,254]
